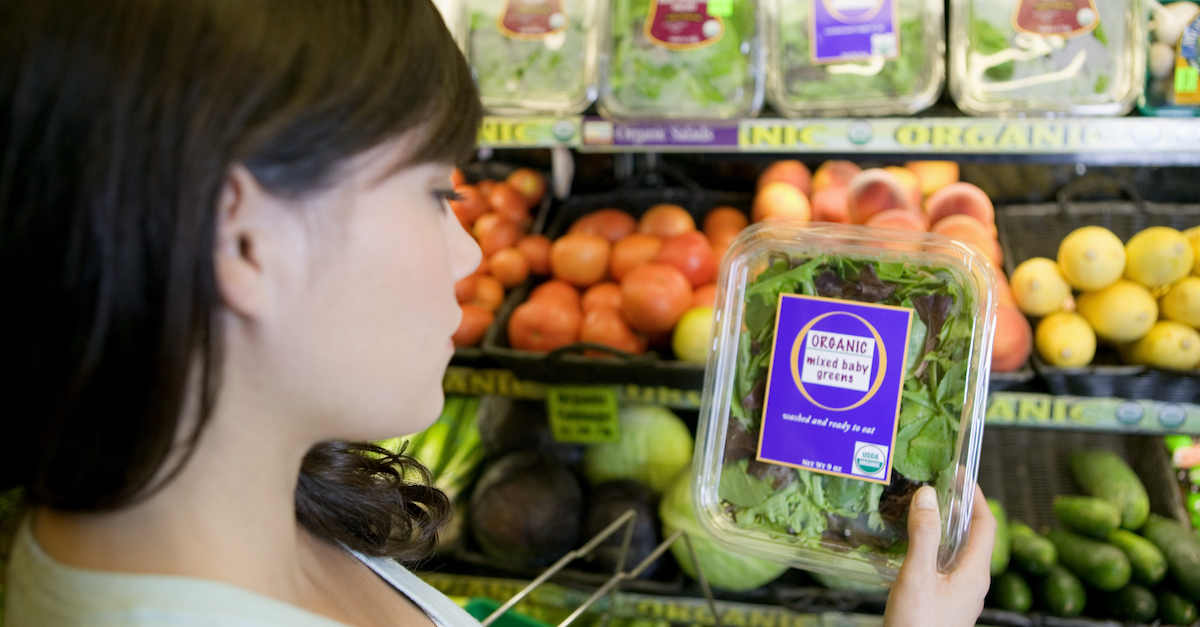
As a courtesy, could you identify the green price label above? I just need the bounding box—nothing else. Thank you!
[547,386,620,444]
[708,0,734,17]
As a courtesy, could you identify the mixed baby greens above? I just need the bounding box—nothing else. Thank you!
[606,0,757,117]
[719,255,976,561]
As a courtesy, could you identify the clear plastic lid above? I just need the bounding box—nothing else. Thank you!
[693,223,997,586]
[949,0,1147,116]
[1139,0,1200,116]
[598,0,765,120]
[765,0,945,117]
[466,0,601,115]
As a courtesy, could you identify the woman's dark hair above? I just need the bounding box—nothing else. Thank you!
[0,0,481,563]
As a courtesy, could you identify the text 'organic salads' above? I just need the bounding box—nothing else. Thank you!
[468,0,598,114]
[718,254,978,569]
[602,0,763,119]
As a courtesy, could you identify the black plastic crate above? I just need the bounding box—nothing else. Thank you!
[995,176,1200,402]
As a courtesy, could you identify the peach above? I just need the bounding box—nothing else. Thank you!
[884,166,923,211]
[906,161,960,197]
[932,215,1002,265]
[753,181,811,223]
[811,187,851,224]
[925,182,995,232]
[758,160,812,196]
[992,305,1032,372]
[811,160,862,194]
[864,208,928,232]
[847,168,913,224]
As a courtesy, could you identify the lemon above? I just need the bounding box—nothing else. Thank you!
[1124,226,1195,289]
[1161,277,1200,328]
[1057,226,1126,291]
[1076,280,1158,343]
[1123,321,1200,370]
[1011,257,1072,316]
[672,306,715,364]
[1035,312,1096,367]
[1183,225,1200,275]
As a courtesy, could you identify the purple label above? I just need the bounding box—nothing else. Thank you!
[811,0,900,65]
[611,122,740,147]
[758,294,913,484]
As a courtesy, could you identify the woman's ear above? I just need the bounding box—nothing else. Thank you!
[214,165,273,318]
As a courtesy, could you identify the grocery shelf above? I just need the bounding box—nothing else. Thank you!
[477,114,1200,165]
[444,366,1200,434]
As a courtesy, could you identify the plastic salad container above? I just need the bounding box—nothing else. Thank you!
[693,223,998,585]
[766,0,945,117]
[466,0,601,115]
[599,0,765,119]
[1140,0,1200,116]
[949,0,1147,116]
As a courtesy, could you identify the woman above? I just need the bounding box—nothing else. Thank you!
[0,1,994,625]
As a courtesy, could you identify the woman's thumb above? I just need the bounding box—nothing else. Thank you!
[905,486,943,572]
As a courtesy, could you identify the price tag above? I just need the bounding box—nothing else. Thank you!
[547,386,620,444]
[708,0,734,17]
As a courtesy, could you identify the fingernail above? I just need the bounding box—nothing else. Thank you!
[914,486,937,511]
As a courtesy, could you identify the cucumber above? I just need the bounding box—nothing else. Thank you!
[1042,564,1086,617]
[992,571,1032,612]
[1053,495,1121,538]
[1010,522,1057,576]
[1105,528,1166,585]
[1142,514,1200,602]
[988,499,1011,576]
[1070,451,1150,530]
[1158,590,1199,626]
[1046,528,1131,591]
[1106,584,1157,623]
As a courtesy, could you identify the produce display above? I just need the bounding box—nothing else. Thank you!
[1143,0,1200,115]
[1011,224,1200,372]
[766,0,945,117]
[466,0,599,114]
[950,0,1145,115]
[986,451,1200,624]
[600,0,763,119]
[450,167,548,348]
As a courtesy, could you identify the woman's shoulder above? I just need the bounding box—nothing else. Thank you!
[3,519,349,627]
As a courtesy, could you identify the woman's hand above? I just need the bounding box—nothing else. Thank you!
[884,485,996,627]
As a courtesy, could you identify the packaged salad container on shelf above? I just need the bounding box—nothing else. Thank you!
[466,0,601,115]
[1140,0,1200,116]
[693,223,998,586]
[765,0,945,117]
[949,0,1147,116]
[599,0,765,120]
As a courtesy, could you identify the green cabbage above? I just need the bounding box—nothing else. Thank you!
[584,404,693,493]
[660,468,788,592]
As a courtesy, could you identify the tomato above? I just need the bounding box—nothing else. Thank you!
[455,274,478,304]
[550,233,611,288]
[707,225,740,260]
[489,182,530,224]
[472,275,505,313]
[582,282,623,313]
[637,204,695,239]
[450,167,467,187]
[476,179,497,204]
[757,160,812,196]
[530,280,581,310]
[655,231,717,288]
[473,256,491,277]
[453,304,494,348]
[620,263,693,335]
[703,207,749,237]
[490,247,530,289]
[516,234,552,276]
[570,209,637,243]
[694,283,718,308]
[507,298,581,352]
[506,168,546,208]
[450,185,487,228]
[609,234,663,282]
[580,308,648,356]
[478,216,521,257]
